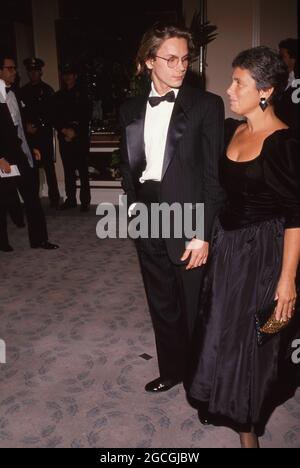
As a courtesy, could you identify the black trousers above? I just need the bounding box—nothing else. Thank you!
[135,181,205,381]
[29,132,60,205]
[59,138,91,206]
[0,164,48,247]
[8,189,24,226]
[0,180,14,246]
[37,149,60,205]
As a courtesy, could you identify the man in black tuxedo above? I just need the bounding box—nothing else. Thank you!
[276,38,298,130]
[120,25,224,392]
[0,55,58,252]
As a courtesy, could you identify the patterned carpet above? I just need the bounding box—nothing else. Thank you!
[0,207,299,448]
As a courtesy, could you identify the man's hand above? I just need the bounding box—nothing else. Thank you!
[181,239,209,270]
[62,128,76,142]
[26,123,37,135]
[0,158,11,174]
[33,149,41,161]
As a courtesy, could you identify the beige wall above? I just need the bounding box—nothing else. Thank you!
[31,0,60,90]
[14,22,34,86]
[183,0,298,117]
[206,0,254,116]
[260,0,297,49]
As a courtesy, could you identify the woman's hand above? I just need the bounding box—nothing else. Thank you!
[275,276,297,322]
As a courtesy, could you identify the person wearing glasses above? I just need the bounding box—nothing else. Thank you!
[120,24,224,393]
[0,55,59,251]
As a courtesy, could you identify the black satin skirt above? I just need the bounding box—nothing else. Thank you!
[187,217,299,426]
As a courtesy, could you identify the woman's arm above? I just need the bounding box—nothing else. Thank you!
[275,228,300,322]
[263,133,300,323]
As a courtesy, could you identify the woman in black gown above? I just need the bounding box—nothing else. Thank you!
[187,47,300,448]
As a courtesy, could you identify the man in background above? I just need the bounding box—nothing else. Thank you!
[0,54,59,251]
[51,64,92,212]
[20,57,60,209]
[276,38,298,129]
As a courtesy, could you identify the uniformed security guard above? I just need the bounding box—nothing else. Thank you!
[51,64,92,212]
[20,57,60,208]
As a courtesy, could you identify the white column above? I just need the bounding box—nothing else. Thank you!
[252,0,261,47]
[14,22,35,86]
[31,0,60,90]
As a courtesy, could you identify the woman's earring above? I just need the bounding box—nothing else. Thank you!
[259,97,268,112]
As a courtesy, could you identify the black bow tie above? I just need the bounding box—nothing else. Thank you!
[5,87,12,94]
[148,90,176,107]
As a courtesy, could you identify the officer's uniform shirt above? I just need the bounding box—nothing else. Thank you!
[19,81,54,132]
[52,85,92,140]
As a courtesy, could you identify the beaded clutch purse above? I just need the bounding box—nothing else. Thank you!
[255,300,291,346]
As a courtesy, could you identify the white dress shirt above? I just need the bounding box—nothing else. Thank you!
[287,70,296,90]
[5,85,33,167]
[140,83,179,183]
[0,79,6,103]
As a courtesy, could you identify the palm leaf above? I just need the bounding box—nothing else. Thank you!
[190,12,218,53]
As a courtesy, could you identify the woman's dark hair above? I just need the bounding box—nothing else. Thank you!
[136,23,194,75]
[232,46,289,105]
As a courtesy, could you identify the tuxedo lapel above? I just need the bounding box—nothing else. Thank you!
[161,85,194,181]
[0,102,15,130]
[126,98,148,177]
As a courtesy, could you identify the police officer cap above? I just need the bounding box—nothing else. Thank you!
[23,57,45,70]
[61,63,78,75]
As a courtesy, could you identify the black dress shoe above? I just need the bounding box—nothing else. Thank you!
[50,200,60,210]
[0,244,14,252]
[198,415,210,425]
[59,200,77,210]
[145,377,181,393]
[32,241,59,250]
[197,409,214,426]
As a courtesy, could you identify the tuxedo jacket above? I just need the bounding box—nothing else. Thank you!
[275,86,299,130]
[0,101,31,168]
[120,84,225,264]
